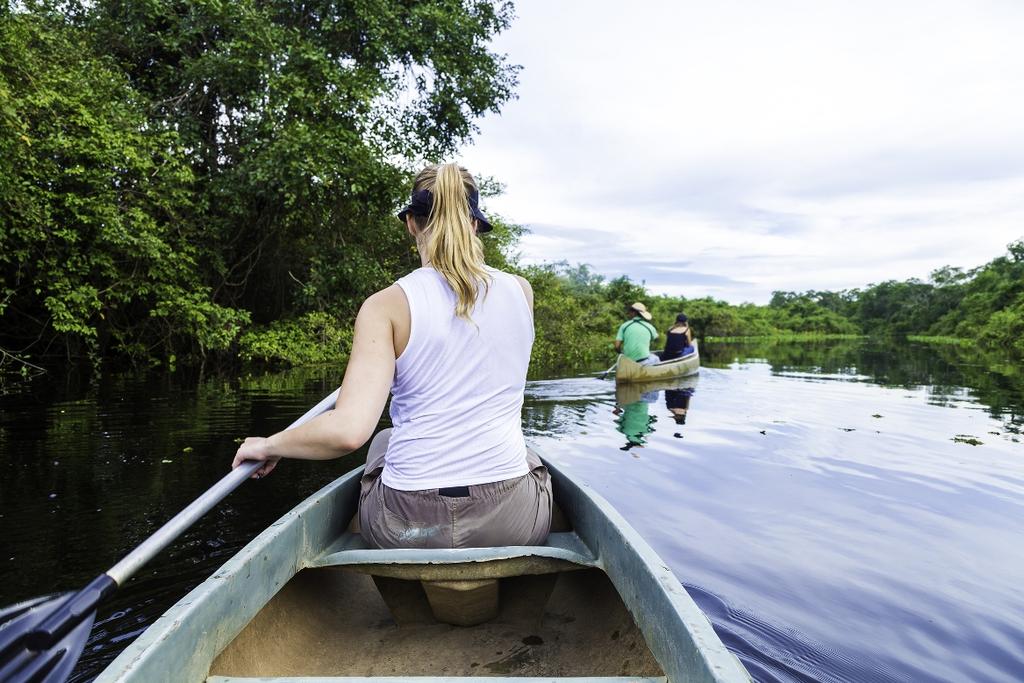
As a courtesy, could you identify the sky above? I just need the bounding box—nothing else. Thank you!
[460,0,1024,304]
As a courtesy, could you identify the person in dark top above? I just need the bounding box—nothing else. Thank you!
[661,313,694,361]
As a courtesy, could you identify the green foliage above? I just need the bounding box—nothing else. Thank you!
[767,292,858,334]
[520,262,619,371]
[80,0,518,323]
[708,333,861,343]
[2,1,1021,374]
[1,1,520,368]
[940,240,1024,347]
[480,214,525,272]
[906,335,974,347]
[0,10,242,362]
[757,240,1024,359]
[975,304,1024,356]
[519,239,1024,372]
[238,312,353,366]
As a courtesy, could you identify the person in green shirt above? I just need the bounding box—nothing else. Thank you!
[614,302,660,364]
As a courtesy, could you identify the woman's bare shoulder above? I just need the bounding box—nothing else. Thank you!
[357,285,409,325]
[511,274,533,308]
[362,284,406,308]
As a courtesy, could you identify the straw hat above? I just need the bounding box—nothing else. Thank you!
[629,302,653,321]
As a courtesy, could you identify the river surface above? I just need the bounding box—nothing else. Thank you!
[1,340,1023,682]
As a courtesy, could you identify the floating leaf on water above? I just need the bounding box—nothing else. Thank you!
[182,446,193,453]
[161,458,173,463]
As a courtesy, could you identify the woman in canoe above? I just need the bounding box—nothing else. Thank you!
[232,163,551,549]
[660,313,694,361]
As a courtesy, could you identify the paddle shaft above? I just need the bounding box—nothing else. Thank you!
[29,387,341,648]
[598,357,619,379]
[107,387,340,585]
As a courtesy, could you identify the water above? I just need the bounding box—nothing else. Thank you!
[1,340,1022,682]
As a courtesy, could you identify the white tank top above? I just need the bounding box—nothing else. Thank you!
[382,266,534,490]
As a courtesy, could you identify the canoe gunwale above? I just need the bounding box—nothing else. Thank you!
[93,468,363,683]
[542,456,749,682]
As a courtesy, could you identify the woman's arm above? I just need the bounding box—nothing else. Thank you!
[231,287,401,477]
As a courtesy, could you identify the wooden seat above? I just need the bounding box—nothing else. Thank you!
[311,509,594,627]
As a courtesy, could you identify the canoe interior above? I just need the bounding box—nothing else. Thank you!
[211,476,661,677]
[209,565,663,678]
[96,455,748,683]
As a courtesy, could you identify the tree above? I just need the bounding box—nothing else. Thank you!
[0,9,246,363]
[604,276,648,308]
[82,0,520,322]
[1,1,521,366]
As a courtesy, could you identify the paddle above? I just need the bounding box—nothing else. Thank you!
[598,356,620,380]
[0,388,340,683]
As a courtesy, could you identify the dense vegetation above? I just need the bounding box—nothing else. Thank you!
[2,2,1022,377]
[1,0,519,369]
[523,239,1024,371]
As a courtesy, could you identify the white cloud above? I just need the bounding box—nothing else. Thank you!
[464,0,1024,303]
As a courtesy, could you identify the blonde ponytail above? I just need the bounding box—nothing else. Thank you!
[412,163,491,320]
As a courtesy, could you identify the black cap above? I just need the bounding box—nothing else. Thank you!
[397,188,493,233]
[676,313,689,323]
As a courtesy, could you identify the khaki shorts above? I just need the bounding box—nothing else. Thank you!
[358,428,552,549]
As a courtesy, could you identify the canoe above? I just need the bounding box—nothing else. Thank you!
[94,446,750,683]
[616,341,700,384]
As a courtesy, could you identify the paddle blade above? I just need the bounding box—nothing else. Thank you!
[0,574,115,683]
[0,592,94,683]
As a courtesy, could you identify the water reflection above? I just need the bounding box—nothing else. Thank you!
[702,338,1024,437]
[612,398,655,450]
[2,340,1024,682]
[613,377,699,449]
[665,387,694,437]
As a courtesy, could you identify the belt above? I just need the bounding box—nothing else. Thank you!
[438,485,471,498]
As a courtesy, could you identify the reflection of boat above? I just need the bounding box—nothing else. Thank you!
[96,451,749,682]
[616,341,700,383]
[615,374,700,407]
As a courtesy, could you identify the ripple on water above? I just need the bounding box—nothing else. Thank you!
[523,352,1024,683]
[2,343,1023,683]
